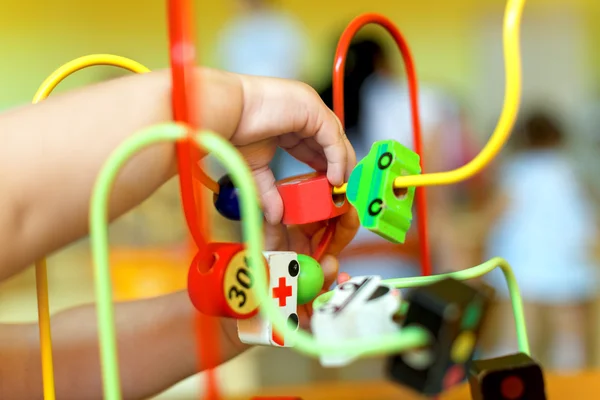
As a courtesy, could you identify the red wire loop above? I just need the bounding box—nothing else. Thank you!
[332,13,432,277]
[167,1,220,399]
[168,0,205,252]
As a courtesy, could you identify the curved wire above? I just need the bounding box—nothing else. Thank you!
[314,257,530,355]
[332,13,431,277]
[33,259,54,400]
[33,54,149,101]
[332,0,525,194]
[167,0,218,248]
[89,126,428,400]
[167,1,220,398]
[89,126,530,400]
[85,0,524,395]
[32,54,150,400]
[213,0,529,362]
[90,124,185,399]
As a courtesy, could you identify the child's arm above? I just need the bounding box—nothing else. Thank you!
[0,68,352,280]
[0,211,358,400]
[0,291,246,400]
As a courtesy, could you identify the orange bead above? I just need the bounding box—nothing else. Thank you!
[277,172,349,225]
[187,242,268,319]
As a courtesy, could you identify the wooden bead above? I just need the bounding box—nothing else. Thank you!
[469,352,547,400]
[213,174,241,221]
[346,140,421,243]
[277,172,349,225]
[237,251,300,347]
[187,242,268,319]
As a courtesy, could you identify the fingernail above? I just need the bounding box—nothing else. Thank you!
[327,169,343,187]
[337,272,351,284]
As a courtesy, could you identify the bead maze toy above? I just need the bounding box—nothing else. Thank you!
[26,0,546,399]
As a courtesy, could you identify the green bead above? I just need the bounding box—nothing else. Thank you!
[346,140,421,244]
[297,254,324,305]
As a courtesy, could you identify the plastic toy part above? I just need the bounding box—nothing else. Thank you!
[469,352,546,400]
[296,254,324,305]
[277,172,350,225]
[312,275,402,367]
[213,174,241,221]
[238,252,300,347]
[387,278,494,396]
[187,242,268,319]
[346,140,421,243]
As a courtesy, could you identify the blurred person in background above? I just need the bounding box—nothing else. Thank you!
[479,110,598,370]
[216,0,308,80]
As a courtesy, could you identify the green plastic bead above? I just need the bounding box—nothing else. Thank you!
[346,140,421,243]
[297,254,324,305]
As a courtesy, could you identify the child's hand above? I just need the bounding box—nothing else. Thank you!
[204,70,356,224]
[263,208,360,328]
[0,68,356,277]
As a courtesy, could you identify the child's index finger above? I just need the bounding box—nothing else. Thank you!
[312,112,348,188]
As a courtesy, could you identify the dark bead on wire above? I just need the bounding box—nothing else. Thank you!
[213,174,241,221]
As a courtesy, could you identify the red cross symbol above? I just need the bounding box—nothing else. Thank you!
[272,277,292,307]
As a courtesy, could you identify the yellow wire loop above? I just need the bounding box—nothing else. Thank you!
[33,54,150,400]
[332,0,525,195]
[33,54,150,102]
[34,259,55,400]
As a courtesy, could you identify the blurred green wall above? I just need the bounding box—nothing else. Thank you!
[0,0,599,109]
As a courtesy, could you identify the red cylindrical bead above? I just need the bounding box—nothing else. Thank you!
[188,242,268,319]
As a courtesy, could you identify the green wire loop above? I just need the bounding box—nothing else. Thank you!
[314,257,531,355]
[89,123,530,399]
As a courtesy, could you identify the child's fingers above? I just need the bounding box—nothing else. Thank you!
[262,218,287,251]
[311,109,349,188]
[311,208,360,257]
[331,111,357,181]
[251,165,283,225]
[336,272,351,285]
[278,135,328,173]
[233,76,349,187]
[320,255,340,290]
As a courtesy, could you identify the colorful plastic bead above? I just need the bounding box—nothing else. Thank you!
[312,275,402,367]
[187,242,268,319]
[238,251,300,347]
[387,278,493,396]
[296,254,324,305]
[277,172,349,225]
[213,174,241,221]
[346,140,421,243]
[469,352,547,400]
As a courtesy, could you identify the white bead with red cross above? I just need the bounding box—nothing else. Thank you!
[237,251,299,347]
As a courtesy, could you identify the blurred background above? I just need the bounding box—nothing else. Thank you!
[2,0,600,398]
